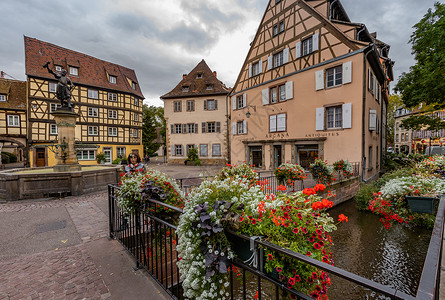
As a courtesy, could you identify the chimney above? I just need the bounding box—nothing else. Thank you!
[183,74,187,79]
[213,71,217,78]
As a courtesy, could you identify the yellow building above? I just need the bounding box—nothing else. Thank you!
[161,60,230,165]
[230,0,393,181]
[24,37,144,167]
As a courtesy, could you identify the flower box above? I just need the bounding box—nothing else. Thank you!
[406,195,437,214]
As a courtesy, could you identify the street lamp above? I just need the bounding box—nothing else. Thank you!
[245,105,256,118]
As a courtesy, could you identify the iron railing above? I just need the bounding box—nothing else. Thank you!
[108,184,443,300]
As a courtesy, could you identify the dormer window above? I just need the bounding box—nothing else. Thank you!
[0,94,7,102]
[197,73,203,79]
[109,75,117,84]
[206,84,214,90]
[182,86,190,92]
[55,65,62,72]
[132,81,136,90]
[69,67,78,76]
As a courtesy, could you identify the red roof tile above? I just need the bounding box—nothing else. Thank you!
[161,59,229,99]
[24,36,144,99]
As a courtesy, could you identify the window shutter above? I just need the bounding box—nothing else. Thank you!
[232,96,237,110]
[262,88,269,105]
[258,60,263,73]
[182,124,187,134]
[369,110,377,131]
[316,107,324,131]
[342,61,352,84]
[315,70,324,91]
[232,122,237,135]
[283,47,289,64]
[171,145,175,156]
[277,114,286,131]
[216,122,221,133]
[368,68,372,90]
[215,99,218,110]
[170,124,174,134]
[267,55,273,70]
[372,75,376,95]
[285,81,293,100]
[243,120,247,134]
[202,122,206,133]
[312,33,319,51]
[295,41,301,59]
[269,115,277,132]
[204,100,207,110]
[342,103,352,129]
[195,123,198,133]
[243,94,246,108]
[248,64,252,78]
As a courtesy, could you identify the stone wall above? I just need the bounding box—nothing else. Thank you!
[324,177,360,207]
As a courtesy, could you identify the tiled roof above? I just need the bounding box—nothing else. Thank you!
[24,36,144,99]
[0,78,27,110]
[161,59,229,99]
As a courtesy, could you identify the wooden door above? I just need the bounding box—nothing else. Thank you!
[36,148,46,167]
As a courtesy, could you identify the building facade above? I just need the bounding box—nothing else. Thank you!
[24,37,144,167]
[162,60,230,165]
[0,78,28,167]
[230,0,393,180]
[394,107,412,154]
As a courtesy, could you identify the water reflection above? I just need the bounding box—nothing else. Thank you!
[328,200,432,299]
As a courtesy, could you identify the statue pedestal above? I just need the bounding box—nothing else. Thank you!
[51,109,81,172]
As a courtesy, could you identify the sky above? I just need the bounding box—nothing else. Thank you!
[0,0,438,107]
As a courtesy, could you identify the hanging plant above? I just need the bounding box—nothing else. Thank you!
[274,163,306,185]
[332,159,354,178]
[309,159,335,185]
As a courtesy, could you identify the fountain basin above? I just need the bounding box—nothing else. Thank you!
[0,165,122,201]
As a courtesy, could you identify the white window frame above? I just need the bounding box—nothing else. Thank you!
[108,93,117,102]
[302,37,313,56]
[0,94,6,102]
[199,144,208,157]
[134,113,139,122]
[109,75,117,84]
[77,150,96,161]
[186,100,195,112]
[50,103,61,112]
[88,107,99,117]
[88,126,98,136]
[174,101,182,112]
[273,51,284,68]
[108,127,118,136]
[108,110,117,119]
[212,144,221,157]
[326,106,342,129]
[252,61,261,76]
[7,115,20,127]
[269,114,286,132]
[206,84,214,90]
[88,89,98,99]
[69,67,78,76]
[49,82,57,93]
[175,145,183,156]
[326,65,342,88]
[205,99,217,111]
[50,124,58,135]
[134,98,139,107]
[55,65,62,72]
[117,147,126,158]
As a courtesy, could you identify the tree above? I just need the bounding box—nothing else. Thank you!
[386,94,403,146]
[142,105,165,155]
[395,2,445,109]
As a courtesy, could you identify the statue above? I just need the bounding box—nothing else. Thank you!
[43,62,75,110]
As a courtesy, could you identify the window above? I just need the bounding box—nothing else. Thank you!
[186,145,196,155]
[55,65,62,72]
[50,124,58,135]
[326,106,342,129]
[326,66,342,88]
[212,144,221,156]
[272,21,284,36]
[396,134,399,142]
[187,123,198,133]
[117,147,126,158]
[50,103,61,112]
[88,89,98,99]
[273,24,279,36]
[88,107,98,117]
[108,110,117,119]
[204,99,217,111]
[0,94,6,102]
[108,127,117,136]
[405,133,409,141]
[275,0,281,4]
[273,51,284,68]
[236,95,244,109]
[175,145,183,156]
[401,134,405,142]
[108,93,117,102]
[174,124,182,134]
[302,37,313,56]
[252,61,261,76]
[279,21,285,33]
[206,84,214,90]
[186,100,195,112]
[202,121,220,133]
[270,84,286,104]
[88,126,98,136]
[134,98,139,107]
[197,73,203,79]
[199,144,208,156]
[270,87,277,103]
[49,82,57,93]
[134,113,139,122]
[69,67,78,76]
[368,146,373,169]
[77,150,95,161]
[109,75,116,84]
[132,129,139,137]
[132,82,136,90]
[237,120,247,134]
[269,114,286,132]
[182,86,189,92]
[7,115,19,127]
[174,101,182,112]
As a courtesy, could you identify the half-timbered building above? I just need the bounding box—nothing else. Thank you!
[24,37,144,167]
[230,0,394,180]
[161,60,230,165]
[0,78,28,167]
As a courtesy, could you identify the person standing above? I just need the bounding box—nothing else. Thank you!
[125,153,145,174]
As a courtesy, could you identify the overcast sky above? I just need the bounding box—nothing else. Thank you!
[0,0,437,107]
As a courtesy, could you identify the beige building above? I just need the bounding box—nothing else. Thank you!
[230,0,393,181]
[161,60,230,165]
[394,107,412,154]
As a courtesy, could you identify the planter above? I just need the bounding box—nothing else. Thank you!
[406,196,437,214]
[226,231,264,272]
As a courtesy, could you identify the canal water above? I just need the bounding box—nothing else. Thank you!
[328,199,432,299]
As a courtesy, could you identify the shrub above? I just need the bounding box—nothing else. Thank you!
[1,152,17,164]
[309,159,334,185]
[96,152,106,164]
[112,158,121,164]
[185,147,201,166]
[274,163,306,185]
[216,163,258,184]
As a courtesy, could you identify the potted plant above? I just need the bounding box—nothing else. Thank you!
[333,159,354,178]
[309,159,334,185]
[96,152,106,164]
[274,163,306,188]
[185,147,201,166]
